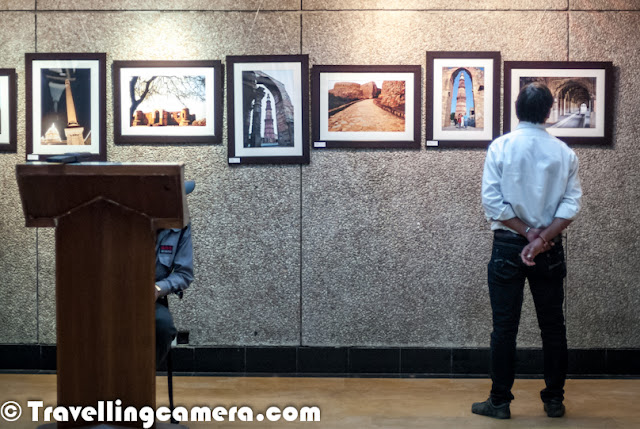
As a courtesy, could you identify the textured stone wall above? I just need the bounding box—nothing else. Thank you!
[0,1,638,350]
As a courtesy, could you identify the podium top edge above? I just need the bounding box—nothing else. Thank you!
[19,162,185,167]
[17,162,185,176]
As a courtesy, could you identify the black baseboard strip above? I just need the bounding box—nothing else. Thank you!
[1,345,638,377]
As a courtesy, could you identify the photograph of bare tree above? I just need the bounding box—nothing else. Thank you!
[128,74,206,127]
[113,60,222,144]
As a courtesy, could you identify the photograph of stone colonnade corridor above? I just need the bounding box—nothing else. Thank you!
[520,76,598,129]
[327,79,406,132]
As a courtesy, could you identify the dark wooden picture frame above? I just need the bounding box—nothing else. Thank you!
[0,68,17,153]
[226,54,309,165]
[113,60,223,145]
[26,53,106,161]
[311,65,421,149]
[504,61,614,146]
[426,51,501,148]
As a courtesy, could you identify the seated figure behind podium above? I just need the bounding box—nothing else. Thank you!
[154,180,195,368]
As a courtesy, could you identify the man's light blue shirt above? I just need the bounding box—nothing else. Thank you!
[482,122,582,232]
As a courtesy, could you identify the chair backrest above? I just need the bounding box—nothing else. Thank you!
[157,295,170,308]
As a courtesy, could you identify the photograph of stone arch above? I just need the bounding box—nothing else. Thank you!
[312,65,421,149]
[227,55,309,164]
[426,51,501,148]
[26,53,106,161]
[504,61,613,146]
[241,69,295,148]
[113,60,223,144]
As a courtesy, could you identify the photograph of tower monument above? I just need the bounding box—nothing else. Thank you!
[241,69,295,148]
[39,68,91,146]
[327,79,406,133]
[427,52,500,147]
[441,66,484,132]
[26,53,106,160]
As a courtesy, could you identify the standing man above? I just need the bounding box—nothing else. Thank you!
[473,83,582,419]
[155,180,195,369]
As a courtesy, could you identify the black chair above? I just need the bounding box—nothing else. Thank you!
[167,341,176,423]
[157,293,182,424]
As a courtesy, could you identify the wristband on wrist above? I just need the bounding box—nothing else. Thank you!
[538,235,549,246]
[525,227,531,234]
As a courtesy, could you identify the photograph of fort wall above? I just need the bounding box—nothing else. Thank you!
[328,80,405,132]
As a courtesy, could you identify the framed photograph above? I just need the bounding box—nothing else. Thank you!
[0,69,17,153]
[26,53,106,161]
[311,65,421,149]
[227,55,309,164]
[113,60,223,144]
[426,51,501,148]
[504,61,613,146]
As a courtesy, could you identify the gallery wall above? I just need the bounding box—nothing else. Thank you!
[1,1,639,358]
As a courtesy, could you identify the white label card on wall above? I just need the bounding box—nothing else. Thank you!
[314,142,327,148]
[228,158,241,164]
[427,141,439,147]
[27,154,39,161]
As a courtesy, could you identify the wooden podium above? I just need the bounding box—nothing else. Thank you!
[16,162,189,428]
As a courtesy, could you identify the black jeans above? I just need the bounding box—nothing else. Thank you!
[488,232,568,404]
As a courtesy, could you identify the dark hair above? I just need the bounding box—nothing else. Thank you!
[515,82,554,124]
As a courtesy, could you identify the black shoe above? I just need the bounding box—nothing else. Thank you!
[471,398,511,419]
[544,399,565,418]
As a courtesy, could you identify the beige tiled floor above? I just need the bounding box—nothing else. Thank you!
[1,374,638,428]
